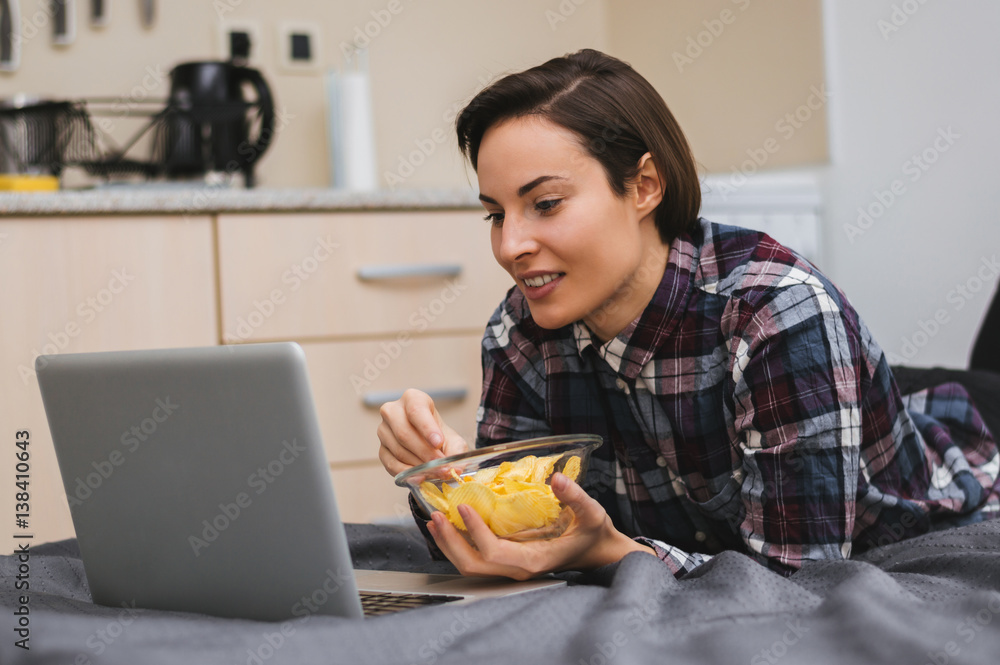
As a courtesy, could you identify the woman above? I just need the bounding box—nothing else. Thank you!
[377,49,999,579]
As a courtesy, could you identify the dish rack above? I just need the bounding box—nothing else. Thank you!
[0,98,263,181]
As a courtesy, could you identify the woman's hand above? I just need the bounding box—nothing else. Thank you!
[377,389,469,476]
[425,472,655,580]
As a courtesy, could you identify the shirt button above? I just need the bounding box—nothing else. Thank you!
[615,378,630,395]
[655,456,667,467]
[695,531,707,542]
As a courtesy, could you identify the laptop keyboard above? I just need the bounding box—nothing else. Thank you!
[360,590,465,616]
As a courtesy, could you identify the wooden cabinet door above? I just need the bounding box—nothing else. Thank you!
[0,216,217,554]
[217,211,513,341]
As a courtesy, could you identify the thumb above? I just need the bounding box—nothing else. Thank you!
[439,424,469,458]
[551,472,602,524]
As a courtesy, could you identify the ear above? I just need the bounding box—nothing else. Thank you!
[633,152,664,219]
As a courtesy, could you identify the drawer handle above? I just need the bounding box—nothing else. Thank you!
[362,387,468,408]
[356,263,462,282]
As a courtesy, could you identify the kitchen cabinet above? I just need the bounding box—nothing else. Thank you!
[216,211,512,523]
[0,203,512,554]
[0,215,217,554]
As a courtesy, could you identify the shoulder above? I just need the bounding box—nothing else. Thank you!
[695,219,857,328]
[695,220,831,300]
[694,220,877,371]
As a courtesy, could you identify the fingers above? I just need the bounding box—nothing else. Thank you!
[550,473,605,528]
[429,509,533,581]
[439,423,470,458]
[376,437,420,477]
[399,388,446,449]
[376,390,467,476]
[426,512,482,572]
[459,504,499,550]
[427,478,629,578]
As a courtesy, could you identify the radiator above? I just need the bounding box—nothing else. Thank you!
[700,170,823,266]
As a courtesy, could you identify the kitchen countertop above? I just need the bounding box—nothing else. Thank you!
[0,186,483,216]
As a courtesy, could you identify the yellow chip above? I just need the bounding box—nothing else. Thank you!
[561,455,582,482]
[419,482,450,514]
[446,481,497,531]
[419,451,585,538]
[500,478,556,497]
[489,490,562,536]
[529,454,559,483]
[502,455,538,482]
[471,465,501,486]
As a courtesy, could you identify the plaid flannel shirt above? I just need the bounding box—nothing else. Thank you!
[476,219,1000,576]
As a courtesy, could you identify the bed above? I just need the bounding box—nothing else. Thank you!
[2,517,999,665]
[5,279,1000,664]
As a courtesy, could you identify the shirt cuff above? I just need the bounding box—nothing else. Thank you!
[634,536,713,578]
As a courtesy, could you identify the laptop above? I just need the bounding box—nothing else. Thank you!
[35,342,564,621]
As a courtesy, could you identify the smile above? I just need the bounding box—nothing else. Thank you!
[522,273,564,287]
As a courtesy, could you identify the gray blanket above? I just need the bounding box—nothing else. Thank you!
[3,521,1000,665]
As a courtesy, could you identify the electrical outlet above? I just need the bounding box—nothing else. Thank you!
[52,0,76,46]
[218,20,262,64]
[90,0,110,28]
[277,21,322,73]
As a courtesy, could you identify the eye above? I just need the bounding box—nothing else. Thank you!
[483,212,504,227]
[535,198,561,214]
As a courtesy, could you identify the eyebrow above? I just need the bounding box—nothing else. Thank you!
[478,175,567,205]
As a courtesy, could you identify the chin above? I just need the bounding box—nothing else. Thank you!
[524,303,578,330]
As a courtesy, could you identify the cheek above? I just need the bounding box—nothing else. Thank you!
[490,227,506,268]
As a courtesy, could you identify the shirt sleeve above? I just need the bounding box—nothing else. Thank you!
[727,279,865,575]
[634,537,715,577]
[476,299,552,446]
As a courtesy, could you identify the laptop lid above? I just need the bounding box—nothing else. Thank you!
[37,343,365,621]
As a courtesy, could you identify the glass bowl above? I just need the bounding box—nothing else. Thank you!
[394,434,603,542]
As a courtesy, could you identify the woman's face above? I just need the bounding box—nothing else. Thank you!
[476,116,667,341]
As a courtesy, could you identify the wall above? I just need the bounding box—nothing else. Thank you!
[607,0,828,175]
[0,0,608,188]
[1,0,831,191]
[820,0,1000,368]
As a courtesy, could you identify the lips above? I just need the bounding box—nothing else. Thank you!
[519,272,565,299]
[523,273,562,287]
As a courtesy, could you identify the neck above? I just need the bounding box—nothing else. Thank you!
[583,229,670,343]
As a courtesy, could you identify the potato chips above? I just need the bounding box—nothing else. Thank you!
[419,453,582,537]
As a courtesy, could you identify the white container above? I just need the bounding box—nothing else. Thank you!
[326,50,379,191]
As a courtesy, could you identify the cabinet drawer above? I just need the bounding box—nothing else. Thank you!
[301,334,484,464]
[217,212,512,341]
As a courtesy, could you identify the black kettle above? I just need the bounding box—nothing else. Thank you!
[157,61,275,187]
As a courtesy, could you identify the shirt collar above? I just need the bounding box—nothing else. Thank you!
[573,223,702,379]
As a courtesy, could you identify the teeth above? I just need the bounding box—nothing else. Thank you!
[523,273,561,288]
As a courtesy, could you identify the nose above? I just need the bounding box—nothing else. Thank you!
[494,212,539,265]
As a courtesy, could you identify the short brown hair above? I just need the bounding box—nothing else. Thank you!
[456,49,701,243]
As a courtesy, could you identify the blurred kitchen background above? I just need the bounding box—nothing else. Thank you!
[2,0,999,551]
[3,0,998,366]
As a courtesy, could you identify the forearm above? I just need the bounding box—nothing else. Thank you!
[565,526,656,571]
